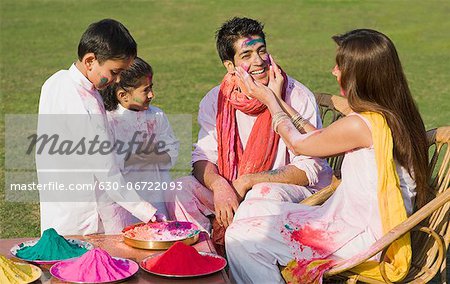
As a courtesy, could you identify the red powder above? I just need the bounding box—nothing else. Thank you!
[260,186,271,197]
[287,258,335,283]
[143,242,226,275]
[291,225,335,256]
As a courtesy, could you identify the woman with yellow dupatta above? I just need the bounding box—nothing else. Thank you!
[225,29,430,284]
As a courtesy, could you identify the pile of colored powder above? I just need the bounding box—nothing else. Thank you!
[54,248,133,282]
[15,228,87,260]
[123,221,199,241]
[143,242,226,275]
[0,255,35,284]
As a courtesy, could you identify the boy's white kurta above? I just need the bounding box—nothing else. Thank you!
[37,64,157,235]
[225,114,417,284]
[167,76,333,232]
[106,104,179,220]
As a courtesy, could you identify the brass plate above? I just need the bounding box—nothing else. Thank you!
[122,222,200,250]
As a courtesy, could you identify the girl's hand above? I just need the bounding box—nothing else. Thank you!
[267,54,284,100]
[235,66,276,105]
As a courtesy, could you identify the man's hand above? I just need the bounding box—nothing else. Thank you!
[232,174,254,201]
[212,181,239,228]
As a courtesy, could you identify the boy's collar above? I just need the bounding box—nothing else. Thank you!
[69,63,96,91]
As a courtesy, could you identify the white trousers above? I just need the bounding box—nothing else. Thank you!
[226,199,299,284]
[166,176,314,233]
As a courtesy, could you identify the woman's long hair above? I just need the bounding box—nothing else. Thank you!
[333,29,430,208]
[100,57,153,111]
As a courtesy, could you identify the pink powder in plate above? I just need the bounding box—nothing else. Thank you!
[53,248,133,282]
[123,221,199,241]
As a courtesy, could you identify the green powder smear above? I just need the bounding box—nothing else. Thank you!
[99,77,108,86]
[15,228,88,260]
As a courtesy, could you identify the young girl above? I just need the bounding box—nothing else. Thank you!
[101,57,179,221]
[227,29,429,283]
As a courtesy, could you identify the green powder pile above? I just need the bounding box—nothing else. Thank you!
[16,228,88,260]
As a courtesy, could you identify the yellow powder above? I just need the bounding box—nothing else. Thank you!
[0,255,36,284]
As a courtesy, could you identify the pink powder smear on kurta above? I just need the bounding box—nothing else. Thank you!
[259,186,271,197]
[291,225,335,256]
[54,248,133,282]
[146,120,156,135]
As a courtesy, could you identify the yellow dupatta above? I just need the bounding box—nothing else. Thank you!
[282,112,411,283]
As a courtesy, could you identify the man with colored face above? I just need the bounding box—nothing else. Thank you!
[166,17,332,252]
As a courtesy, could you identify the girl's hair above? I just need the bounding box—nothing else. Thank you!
[101,57,153,111]
[333,29,430,208]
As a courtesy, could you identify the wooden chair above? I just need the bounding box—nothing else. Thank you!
[294,125,450,283]
[286,93,450,282]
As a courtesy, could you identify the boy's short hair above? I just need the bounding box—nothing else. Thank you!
[78,19,137,63]
[215,17,265,63]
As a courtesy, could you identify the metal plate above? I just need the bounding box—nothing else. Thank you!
[50,257,139,284]
[10,239,93,265]
[122,221,200,250]
[4,262,42,284]
[140,251,227,278]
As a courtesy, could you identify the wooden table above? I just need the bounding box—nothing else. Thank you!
[0,233,230,283]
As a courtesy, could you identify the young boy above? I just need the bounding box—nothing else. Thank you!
[37,19,159,235]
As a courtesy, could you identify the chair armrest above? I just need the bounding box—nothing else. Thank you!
[325,188,450,276]
[301,176,341,206]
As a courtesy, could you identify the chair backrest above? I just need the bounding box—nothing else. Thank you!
[314,93,351,178]
[406,126,450,282]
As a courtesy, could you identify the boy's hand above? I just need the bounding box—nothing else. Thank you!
[149,212,167,223]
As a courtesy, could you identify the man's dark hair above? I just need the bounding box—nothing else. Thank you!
[215,17,265,63]
[78,19,137,63]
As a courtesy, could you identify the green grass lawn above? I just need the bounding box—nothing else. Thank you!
[1,0,449,238]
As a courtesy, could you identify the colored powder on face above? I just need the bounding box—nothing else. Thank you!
[15,228,87,261]
[98,77,109,87]
[123,221,199,241]
[0,255,35,284]
[143,242,226,275]
[241,37,265,48]
[264,55,271,67]
[240,63,250,72]
[132,97,143,103]
[54,248,133,283]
